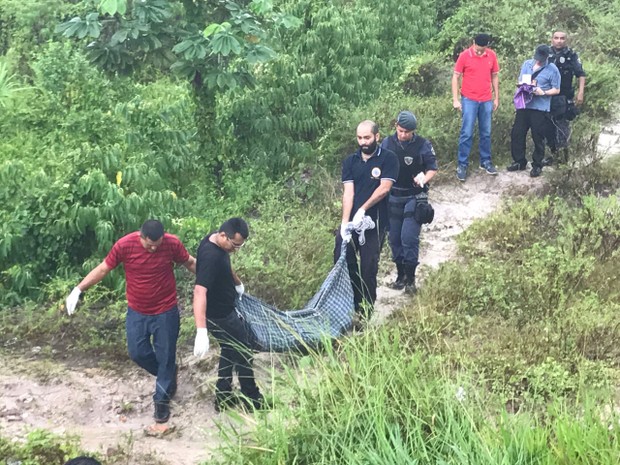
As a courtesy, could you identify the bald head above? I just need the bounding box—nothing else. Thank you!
[356,120,380,155]
[357,120,379,135]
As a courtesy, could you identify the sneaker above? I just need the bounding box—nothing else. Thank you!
[507,161,527,171]
[350,313,366,332]
[240,392,266,411]
[214,390,240,413]
[530,166,542,177]
[456,164,467,182]
[542,157,553,167]
[479,161,498,175]
[154,401,170,423]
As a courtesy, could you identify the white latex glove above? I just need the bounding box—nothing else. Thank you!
[235,283,244,300]
[340,222,352,242]
[193,328,210,358]
[66,287,82,316]
[351,208,365,228]
[414,172,425,188]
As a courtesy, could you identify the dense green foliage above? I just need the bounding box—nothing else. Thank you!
[223,0,437,170]
[405,167,620,404]
[1,0,619,308]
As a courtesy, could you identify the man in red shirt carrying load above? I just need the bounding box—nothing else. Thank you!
[452,33,500,182]
[66,219,196,432]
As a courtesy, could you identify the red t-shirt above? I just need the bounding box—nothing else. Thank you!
[105,232,190,315]
[454,46,500,102]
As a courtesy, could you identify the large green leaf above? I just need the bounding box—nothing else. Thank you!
[98,0,127,16]
[210,33,241,57]
[204,23,224,38]
[250,0,273,15]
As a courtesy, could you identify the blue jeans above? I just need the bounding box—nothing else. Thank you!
[457,96,493,167]
[126,306,179,404]
[388,195,421,266]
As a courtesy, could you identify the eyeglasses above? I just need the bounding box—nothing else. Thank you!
[226,235,245,249]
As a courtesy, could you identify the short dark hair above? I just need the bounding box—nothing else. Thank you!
[140,219,165,241]
[219,217,249,239]
[65,457,102,465]
[474,33,490,46]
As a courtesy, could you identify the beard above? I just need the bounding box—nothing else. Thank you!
[360,140,378,155]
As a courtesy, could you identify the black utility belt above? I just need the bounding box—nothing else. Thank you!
[392,188,418,197]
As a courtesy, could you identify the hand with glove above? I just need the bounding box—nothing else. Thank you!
[340,222,352,242]
[351,208,366,228]
[193,328,210,358]
[414,172,426,188]
[235,282,245,301]
[66,287,82,315]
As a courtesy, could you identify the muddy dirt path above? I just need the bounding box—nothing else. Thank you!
[374,168,544,323]
[2,120,619,464]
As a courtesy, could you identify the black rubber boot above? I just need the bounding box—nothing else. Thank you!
[389,263,406,290]
[404,264,417,295]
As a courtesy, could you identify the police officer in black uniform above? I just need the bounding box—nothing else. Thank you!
[545,30,586,165]
[380,111,438,294]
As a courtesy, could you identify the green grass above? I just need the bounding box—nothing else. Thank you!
[212,328,620,465]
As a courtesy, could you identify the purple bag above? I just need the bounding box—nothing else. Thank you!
[514,83,535,110]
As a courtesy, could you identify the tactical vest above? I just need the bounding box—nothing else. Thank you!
[549,48,579,98]
[384,135,427,193]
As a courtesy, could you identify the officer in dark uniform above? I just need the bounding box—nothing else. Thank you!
[545,31,586,165]
[380,111,438,294]
[335,120,399,318]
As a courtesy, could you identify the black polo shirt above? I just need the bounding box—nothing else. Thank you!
[341,147,399,229]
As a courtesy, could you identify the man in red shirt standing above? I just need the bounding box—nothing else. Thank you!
[65,219,196,432]
[452,33,500,182]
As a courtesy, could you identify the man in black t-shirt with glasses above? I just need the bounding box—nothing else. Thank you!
[192,217,264,412]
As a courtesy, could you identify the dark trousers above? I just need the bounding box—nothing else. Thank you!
[126,306,179,404]
[547,117,571,151]
[208,311,259,397]
[510,109,549,168]
[334,227,386,314]
[388,195,421,266]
